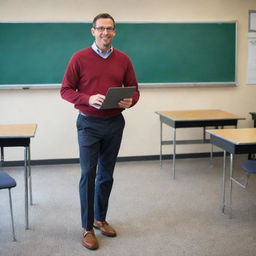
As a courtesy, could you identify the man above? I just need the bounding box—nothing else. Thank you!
[60,13,140,250]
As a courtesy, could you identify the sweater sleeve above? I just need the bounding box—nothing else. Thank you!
[60,54,90,105]
[124,57,140,107]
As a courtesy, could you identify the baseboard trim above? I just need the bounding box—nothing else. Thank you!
[0,152,226,167]
[117,152,225,162]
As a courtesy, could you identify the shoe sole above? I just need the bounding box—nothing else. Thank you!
[81,240,99,250]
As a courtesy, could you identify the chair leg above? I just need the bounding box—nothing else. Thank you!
[8,189,17,242]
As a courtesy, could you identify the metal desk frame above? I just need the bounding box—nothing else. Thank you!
[207,128,256,218]
[156,110,245,179]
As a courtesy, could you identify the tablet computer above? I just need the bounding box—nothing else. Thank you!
[92,87,136,110]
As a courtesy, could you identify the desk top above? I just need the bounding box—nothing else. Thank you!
[156,109,245,121]
[0,124,37,138]
[207,128,256,145]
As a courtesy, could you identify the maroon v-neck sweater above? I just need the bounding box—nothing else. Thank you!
[61,47,140,117]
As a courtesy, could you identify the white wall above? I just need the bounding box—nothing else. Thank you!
[0,0,256,161]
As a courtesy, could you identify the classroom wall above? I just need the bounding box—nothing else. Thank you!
[0,0,256,161]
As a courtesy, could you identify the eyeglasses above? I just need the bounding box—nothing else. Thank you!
[94,26,115,32]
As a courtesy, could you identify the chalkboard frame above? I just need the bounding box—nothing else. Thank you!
[0,21,237,89]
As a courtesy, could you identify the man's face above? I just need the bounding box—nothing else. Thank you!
[91,18,116,51]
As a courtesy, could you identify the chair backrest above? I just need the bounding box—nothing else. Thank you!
[241,160,256,174]
[0,172,16,189]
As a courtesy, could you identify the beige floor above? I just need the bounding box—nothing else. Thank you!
[1,156,256,256]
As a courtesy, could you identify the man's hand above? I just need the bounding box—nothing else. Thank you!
[118,98,133,109]
[89,94,106,106]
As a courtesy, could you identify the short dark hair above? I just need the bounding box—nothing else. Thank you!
[92,13,116,28]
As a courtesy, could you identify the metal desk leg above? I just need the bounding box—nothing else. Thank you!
[229,153,234,219]
[210,144,213,165]
[0,146,4,167]
[28,146,33,205]
[221,150,227,213]
[204,127,213,165]
[160,121,163,167]
[24,147,29,229]
[172,128,176,179]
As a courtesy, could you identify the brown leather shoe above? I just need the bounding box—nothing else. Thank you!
[93,220,117,237]
[81,229,99,250]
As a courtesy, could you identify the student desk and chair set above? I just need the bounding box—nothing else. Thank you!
[155,109,256,217]
[0,123,37,240]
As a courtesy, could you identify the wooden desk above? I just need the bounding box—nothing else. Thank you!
[206,128,256,216]
[155,109,245,179]
[0,124,37,229]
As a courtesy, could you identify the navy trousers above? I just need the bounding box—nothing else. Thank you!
[76,113,125,230]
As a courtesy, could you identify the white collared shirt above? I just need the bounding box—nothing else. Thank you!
[91,42,113,59]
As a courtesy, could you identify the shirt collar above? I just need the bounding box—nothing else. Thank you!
[91,42,113,59]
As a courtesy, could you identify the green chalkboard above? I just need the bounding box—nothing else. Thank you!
[0,22,236,88]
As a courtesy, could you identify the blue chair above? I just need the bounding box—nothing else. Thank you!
[241,159,256,186]
[0,172,17,241]
[229,159,256,218]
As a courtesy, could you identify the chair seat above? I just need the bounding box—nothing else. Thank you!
[0,172,17,189]
[241,160,256,174]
